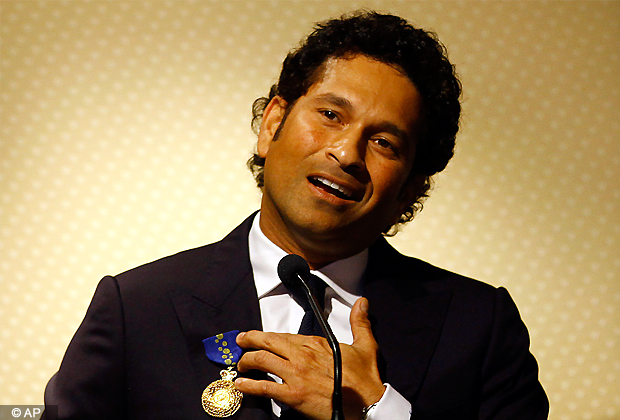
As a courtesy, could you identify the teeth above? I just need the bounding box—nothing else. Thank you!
[314,176,354,199]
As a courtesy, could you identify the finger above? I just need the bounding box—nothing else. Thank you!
[237,330,326,359]
[350,298,377,351]
[236,330,297,358]
[234,377,307,412]
[236,349,288,378]
[234,377,285,400]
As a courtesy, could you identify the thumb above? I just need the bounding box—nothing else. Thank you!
[350,297,377,350]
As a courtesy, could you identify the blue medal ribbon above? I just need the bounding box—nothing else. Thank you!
[202,330,243,367]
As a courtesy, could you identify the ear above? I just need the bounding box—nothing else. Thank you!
[392,174,425,225]
[257,96,288,159]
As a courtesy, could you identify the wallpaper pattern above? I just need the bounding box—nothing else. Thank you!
[1,1,619,419]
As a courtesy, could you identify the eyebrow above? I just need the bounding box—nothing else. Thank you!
[376,121,410,144]
[317,93,411,140]
[313,92,413,148]
[315,93,354,112]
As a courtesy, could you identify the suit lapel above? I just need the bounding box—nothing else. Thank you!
[365,238,452,400]
[170,214,273,419]
[167,215,451,416]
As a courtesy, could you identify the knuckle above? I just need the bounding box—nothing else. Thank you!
[253,350,270,365]
[308,336,323,346]
[257,381,272,396]
[287,386,305,406]
[261,332,277,347]
[303,335,326,350]
[366,339,379,352]
[289,362,306,377]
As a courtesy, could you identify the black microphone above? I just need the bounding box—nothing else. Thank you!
[277,254,343,420]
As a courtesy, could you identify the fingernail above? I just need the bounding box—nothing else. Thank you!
[236,332,245,342]
[234,378,245,388]
[360,298,369,314]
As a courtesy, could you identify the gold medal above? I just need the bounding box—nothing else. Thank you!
[201,367,243,417]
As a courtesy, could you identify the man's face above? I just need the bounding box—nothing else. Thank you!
[257,55,424,266]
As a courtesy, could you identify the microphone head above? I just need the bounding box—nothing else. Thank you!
[277,254,310,288]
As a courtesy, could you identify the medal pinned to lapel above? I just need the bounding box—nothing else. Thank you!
[202,330,244,417]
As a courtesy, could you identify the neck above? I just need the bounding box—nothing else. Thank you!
[258,211,368,270]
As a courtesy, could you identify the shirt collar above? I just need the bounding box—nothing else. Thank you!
[248,212,368,307]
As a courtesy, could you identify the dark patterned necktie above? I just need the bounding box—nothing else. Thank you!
[290,273,327,337]
[279,274,327,419]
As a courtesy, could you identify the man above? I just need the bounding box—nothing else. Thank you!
[43,11,548,420]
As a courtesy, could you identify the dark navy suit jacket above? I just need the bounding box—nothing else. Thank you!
[43,214,548,419]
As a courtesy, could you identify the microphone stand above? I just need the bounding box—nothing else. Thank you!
[296,273,343,420]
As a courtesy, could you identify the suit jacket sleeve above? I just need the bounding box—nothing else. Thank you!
[43,276,126,420]
[478,287,548,419]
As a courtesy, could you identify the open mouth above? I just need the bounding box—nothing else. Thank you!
[309,176,358,201]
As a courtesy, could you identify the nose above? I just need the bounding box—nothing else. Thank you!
[325,131,366,173]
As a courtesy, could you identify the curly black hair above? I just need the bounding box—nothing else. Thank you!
[248,10,461,235]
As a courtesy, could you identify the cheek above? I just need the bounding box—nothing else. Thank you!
[263,132,314,181]
[282,113,319,142]
[295,119,328,150]
[367,160,410,199]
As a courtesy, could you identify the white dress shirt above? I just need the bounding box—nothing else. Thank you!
[248,213,411,419]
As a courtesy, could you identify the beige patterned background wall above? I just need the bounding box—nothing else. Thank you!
[1,1,618,419]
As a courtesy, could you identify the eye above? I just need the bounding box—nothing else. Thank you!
[371,136,401,158]
[373,137,395,151]
[320,110,339,121]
